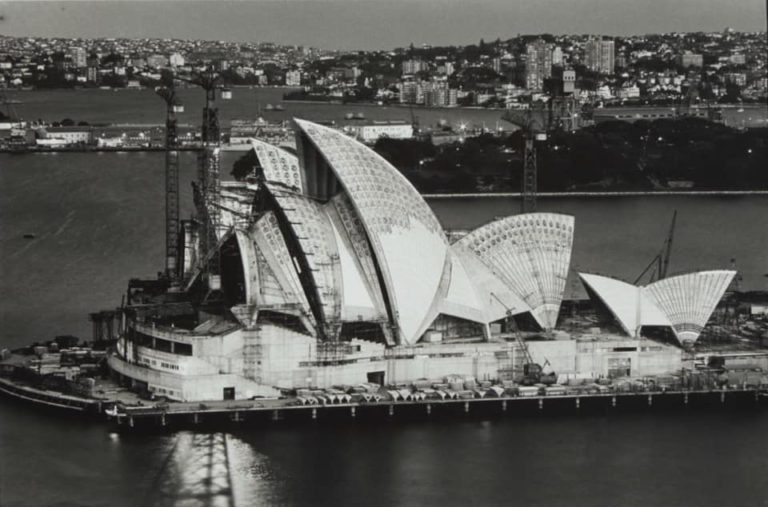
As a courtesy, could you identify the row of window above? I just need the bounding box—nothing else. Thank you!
[132,331,193,356]
[150,386,177,396]
[140,356,180,371]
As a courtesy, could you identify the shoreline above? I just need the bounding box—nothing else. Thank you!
[2,372,765,433]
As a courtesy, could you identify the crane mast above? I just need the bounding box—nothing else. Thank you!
[155,85,183,285]
[187,67,231,301]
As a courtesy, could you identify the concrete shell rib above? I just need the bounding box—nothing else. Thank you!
[250,212,316,329]
[643,270,735,343]
[294,119,449,345]
[250,138,304,192]
[268,191,342,334]
[578,273,672,337]
[458,213,574,330]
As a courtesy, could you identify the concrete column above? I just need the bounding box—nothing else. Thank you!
[502,400,507,412]
[161,414,166,426]
[538,398,543,410]
[464,401,469,413]
[129,416,134,428]
[720,391,726,404]
[193,413,199,424]
[170,342,175,354]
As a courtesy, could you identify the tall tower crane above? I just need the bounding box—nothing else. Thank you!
[503,107,547,214]
[521,109,547,213]
[152,67,231,300]
[181,67,232,302]
[155,81,184,286]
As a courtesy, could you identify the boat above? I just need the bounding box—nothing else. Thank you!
[274,104,285,111]
[264,104,274,111]
[23,233,36,239]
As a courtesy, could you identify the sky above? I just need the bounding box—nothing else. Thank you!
[0,0,766,51]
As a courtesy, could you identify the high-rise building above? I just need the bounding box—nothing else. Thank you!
[585,38,615,74]
[552,46,563,66]
[526,39,553,91]
[402,59,427,76]
[86,66,99,83]
[398,81,422,104]
[69,47,87,68]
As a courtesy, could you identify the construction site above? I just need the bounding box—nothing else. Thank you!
[2,67,768,429]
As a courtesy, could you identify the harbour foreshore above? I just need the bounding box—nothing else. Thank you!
[2,365,767,433]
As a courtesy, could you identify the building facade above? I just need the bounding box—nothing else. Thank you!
[585,37,615,75]
[526,39,553,91]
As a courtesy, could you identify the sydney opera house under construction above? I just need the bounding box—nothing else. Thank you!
[107,119,735,402]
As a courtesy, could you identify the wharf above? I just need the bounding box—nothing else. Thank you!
[112,387,767,432]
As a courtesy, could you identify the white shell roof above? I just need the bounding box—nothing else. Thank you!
[266,190,342,333]
[294,119,449,345]
[250,212,316,328]
[579,271,735,344]
[644,270,735,343]
[458,213,574,330]
[451,242,533,323]
[579,273,672,337]
[250,138,304,192]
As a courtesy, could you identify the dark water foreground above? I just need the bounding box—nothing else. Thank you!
[2,393,768,507]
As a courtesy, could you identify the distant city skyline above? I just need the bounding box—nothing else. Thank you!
[1,0,766,51]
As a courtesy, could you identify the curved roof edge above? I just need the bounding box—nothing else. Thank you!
[643,270,736,344]
[293,118,449,346]
[580,270,735,345]
[458,212,575,330]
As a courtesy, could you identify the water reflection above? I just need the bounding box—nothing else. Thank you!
[150,433,233,507]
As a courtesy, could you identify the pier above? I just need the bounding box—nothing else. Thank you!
[112,387,766,432]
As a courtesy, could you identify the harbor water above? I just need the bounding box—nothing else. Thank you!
[2,90,768,506]
[1,152,766,349]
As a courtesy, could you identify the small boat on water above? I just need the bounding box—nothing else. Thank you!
[274,104,285,111]
[265,104,275,111]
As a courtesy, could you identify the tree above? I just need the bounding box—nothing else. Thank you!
[231,150,259,181]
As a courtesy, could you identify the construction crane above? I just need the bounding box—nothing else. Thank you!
[633,210,677,285]
[155,80,184,286]
[514,108,547,213]
[490,293,556,385]
[167,67,231,303]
